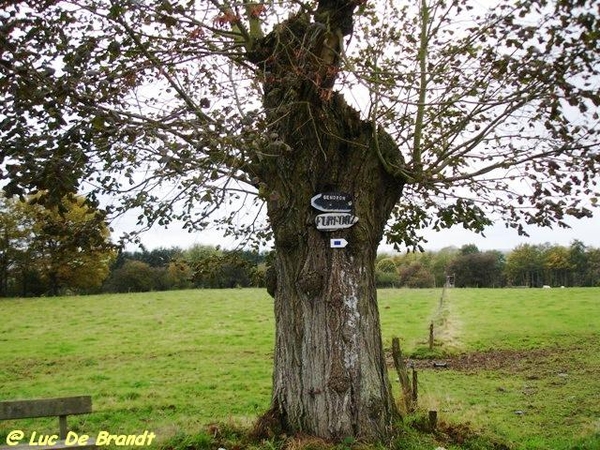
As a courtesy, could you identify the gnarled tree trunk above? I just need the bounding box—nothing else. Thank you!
[265,126,404,440]
[250,5,406,440]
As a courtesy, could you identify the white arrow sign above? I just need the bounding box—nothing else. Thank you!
[330,238,348,249]
[310,192,353,212]
[315,213,359,231]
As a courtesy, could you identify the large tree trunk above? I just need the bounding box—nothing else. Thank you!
[264,105,404,440]
[251,8,406,440]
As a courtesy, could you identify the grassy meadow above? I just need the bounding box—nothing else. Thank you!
[0,288,598,449]
[415,288,599,449]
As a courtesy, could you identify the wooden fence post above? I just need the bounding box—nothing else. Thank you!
[428,410,438,431]
[429,322,434,350]
[392,337,416,413]
[411,368,418,406]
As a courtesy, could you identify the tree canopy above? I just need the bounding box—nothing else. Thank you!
[1,0,598,248]
[0,194,115,296]
[2,0,599,441]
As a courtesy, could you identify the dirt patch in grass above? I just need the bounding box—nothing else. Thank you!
[435,421,511,450]
[405,345,585,373]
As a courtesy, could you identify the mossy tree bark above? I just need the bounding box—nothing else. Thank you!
[249,5,406,441]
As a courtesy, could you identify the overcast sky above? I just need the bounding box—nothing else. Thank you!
[414,216,600,252]
[114,212,600,253]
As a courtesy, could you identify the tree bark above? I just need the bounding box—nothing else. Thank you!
[264,109,403,440]
[250,7,406,440]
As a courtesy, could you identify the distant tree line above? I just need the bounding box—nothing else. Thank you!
[103,245,268,293]
[105,240,600,292]
[0,194,269,296]
[3,192,600,296]
[376,241,600,288]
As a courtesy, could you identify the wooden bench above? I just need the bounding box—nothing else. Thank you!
[0,396,96,449]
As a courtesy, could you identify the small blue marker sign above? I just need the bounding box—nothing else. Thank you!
[330,238,348,249]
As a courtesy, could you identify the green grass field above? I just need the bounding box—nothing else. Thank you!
[416,288,600,450]
[0,288,598,449]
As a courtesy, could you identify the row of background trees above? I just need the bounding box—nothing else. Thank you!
[103,245,268,293]
[375,241,600,289]
[2,194,600,296]
[0,194,270,296]
[109,240,600,293]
